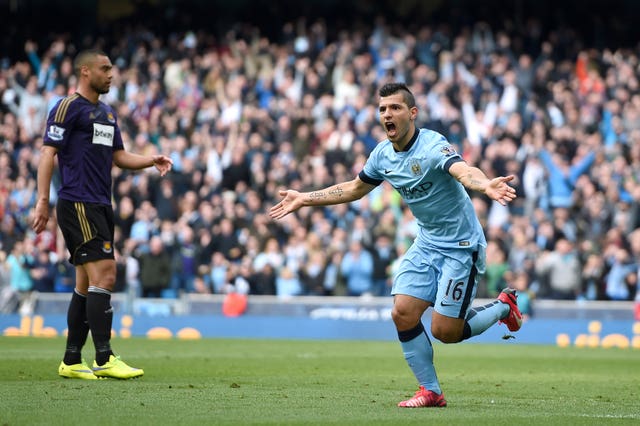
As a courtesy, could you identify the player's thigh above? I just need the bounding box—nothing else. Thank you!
[391,242,438,303]
[75,266,89,294]
[433,248,482,319]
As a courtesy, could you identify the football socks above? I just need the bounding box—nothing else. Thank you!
[63,290,90,365]
[87,286,115,366]
[462,300,508,339]
[398,322,442,395]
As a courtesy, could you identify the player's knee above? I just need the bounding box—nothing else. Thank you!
[102,276,117,291]
[391,306,420,330]
[86,260,117,291]
[93,270,117,291]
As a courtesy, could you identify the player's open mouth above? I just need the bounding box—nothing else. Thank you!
[385,122,396,135]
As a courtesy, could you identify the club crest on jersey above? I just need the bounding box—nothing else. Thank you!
[107,112,115,123]
[441,145,457,156]
[47,125,65,141]
[410,159,422,176]
[102,241,113,254]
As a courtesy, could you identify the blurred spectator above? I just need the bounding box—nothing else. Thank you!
[53,260,75,293]
[323,251,345,296]
[340,239,374,297]
[30,248,56,292]
[250,263,277,295]
[211,217,244,262]
[6,73,47,139]
[138,236,172,298]
[369,233,396,296]
[275,265,302,299]
[170,224,199,295]
[535,238,582,300]
[603,247,636,301]
[299,250,329,295]
[252,237,285,273]
[6,240,34,314]
[537,137,597,210]
[484,240,510,298]
[209,252,230,294]
[581,253,606,301]
[0,250,15,313]
[7,240,33,293]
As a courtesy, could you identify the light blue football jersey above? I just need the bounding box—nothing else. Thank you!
[359,127,486,250]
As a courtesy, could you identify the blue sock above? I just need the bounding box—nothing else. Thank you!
[398,322,442,395]
[462,300,509,339]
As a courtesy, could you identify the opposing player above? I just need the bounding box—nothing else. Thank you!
[269,82,522,407]
[32,49,173,379]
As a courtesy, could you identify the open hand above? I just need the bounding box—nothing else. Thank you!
[152,155,173,176]
[269,189,303,220]
[485,175,517,206]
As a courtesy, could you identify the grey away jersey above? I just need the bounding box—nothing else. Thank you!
[359,128,486,250]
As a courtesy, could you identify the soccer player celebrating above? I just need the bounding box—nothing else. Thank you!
[270,82,522,407]
[32,49,173,379]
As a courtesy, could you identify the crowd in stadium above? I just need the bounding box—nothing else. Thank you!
[1,14,640,314]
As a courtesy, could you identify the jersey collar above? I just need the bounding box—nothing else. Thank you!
[394,126,419,152]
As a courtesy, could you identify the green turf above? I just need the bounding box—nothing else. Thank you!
[0,336,638,425]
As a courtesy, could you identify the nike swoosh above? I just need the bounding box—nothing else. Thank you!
[384,169,392,174]
[439,302,455,307]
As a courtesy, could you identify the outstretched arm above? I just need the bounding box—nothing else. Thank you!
[113,150,173,176]
[269,176,375,220]
[448,161,516,206]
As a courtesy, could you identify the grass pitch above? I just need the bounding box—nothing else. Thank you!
[0,336,638,425]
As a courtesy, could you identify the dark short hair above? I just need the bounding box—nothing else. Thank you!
[73,49,108,76]
[379,82,415,108]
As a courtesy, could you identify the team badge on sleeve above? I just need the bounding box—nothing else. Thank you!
[47,125,65,141]
[440,145,457,156]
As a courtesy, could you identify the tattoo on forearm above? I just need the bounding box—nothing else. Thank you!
[308,191,326,200]
[328,186,344,197]
[463,172,481,189]
[469,178,482,188]
[307,186,344,202]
